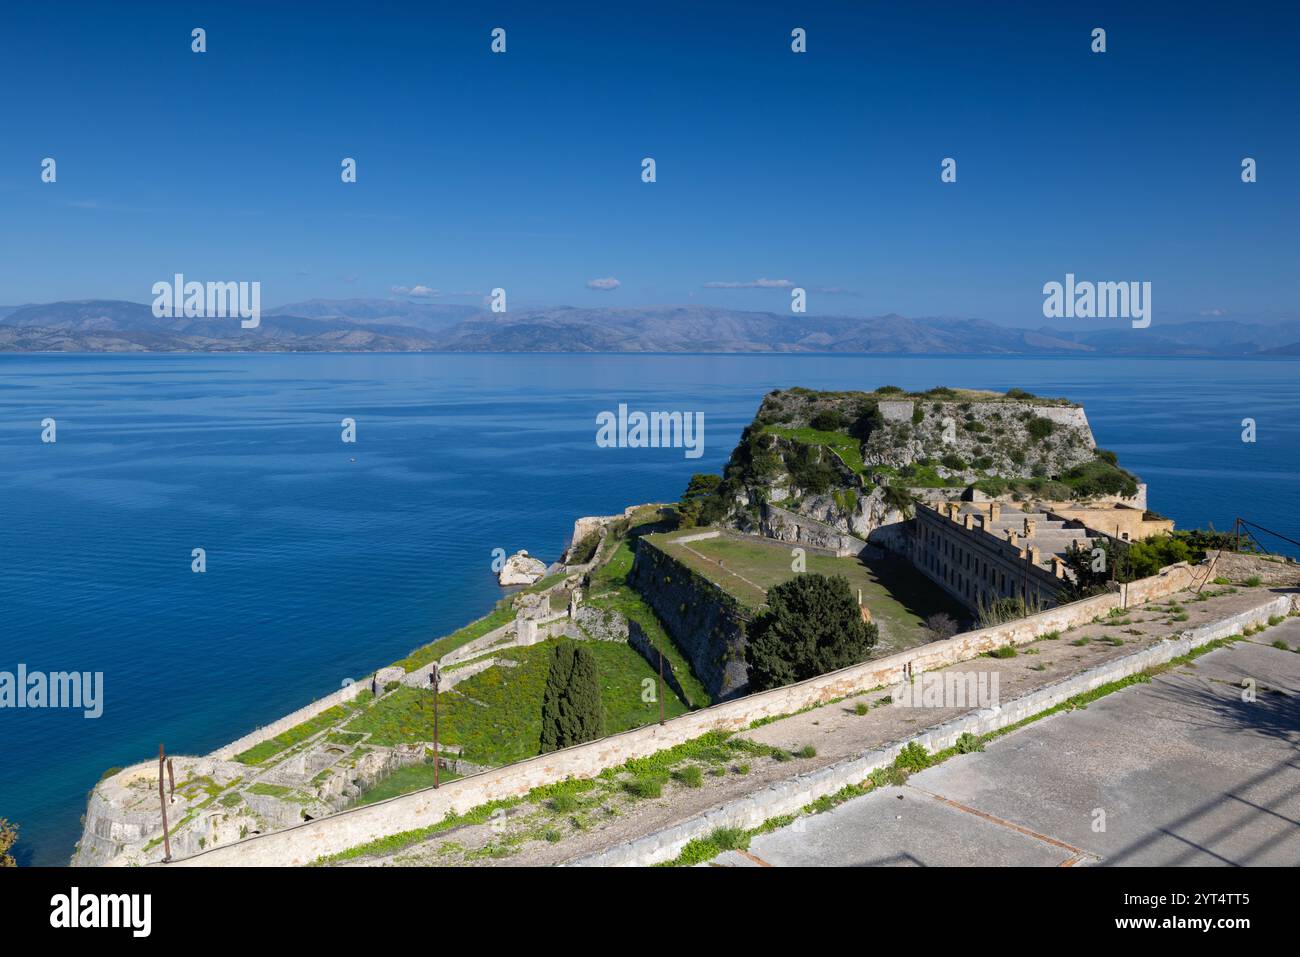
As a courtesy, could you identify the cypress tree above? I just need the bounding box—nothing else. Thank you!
[540,641,606,752]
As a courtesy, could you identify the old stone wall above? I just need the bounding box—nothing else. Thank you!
[627,536,751,701]
[210,679,370,762]
[165,557,1207,867]
[626,618,690,707]
[1204,550,1300,587]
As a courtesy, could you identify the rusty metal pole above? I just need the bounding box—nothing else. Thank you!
[431,664,440,789]
[166,758,175,802]
[157,744,172,863]
[658,645,665,726]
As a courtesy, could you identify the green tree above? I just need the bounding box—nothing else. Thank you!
[540,642,606,752]
[1064,533,1193,592]
[746,574,878,691]
[677,473,724,528]
[0,817,17,867]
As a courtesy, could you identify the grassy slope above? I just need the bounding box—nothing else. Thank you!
[586,534,714,708]
[234,691,374,766]
[764,425,867,475]
[345,639,689,766]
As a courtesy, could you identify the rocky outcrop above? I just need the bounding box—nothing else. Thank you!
[572,604,629,642]
[498,550,547,585]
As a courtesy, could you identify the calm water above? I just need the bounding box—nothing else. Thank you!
[1,353,1297,865]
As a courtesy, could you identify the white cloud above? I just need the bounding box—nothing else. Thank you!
[586,277,621,291]
[391,284,439,298]
[703,278,794,289]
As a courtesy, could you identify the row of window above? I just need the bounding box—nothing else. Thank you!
[916,516,1049,608]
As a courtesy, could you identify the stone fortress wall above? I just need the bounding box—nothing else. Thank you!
[167,558,1206,867]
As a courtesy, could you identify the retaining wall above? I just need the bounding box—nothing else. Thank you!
[169,558,1202,866]
[210,679,370,762]
[628,536,751,701]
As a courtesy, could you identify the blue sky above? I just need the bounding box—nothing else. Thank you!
[1,0,1296,324]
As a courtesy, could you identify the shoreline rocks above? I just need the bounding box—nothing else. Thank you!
[498,549,547,585]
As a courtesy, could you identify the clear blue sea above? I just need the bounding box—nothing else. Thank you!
[1,352,1297,865]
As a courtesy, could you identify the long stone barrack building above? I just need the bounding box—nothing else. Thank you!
[909,500,1175,613]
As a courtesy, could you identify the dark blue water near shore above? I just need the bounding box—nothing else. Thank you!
[1,352,1297,864]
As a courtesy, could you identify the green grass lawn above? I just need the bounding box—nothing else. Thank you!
[659,531,969,655]
[353,763,463,806]
[344,638,690,766]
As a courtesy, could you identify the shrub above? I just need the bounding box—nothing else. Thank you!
[810,409,846,432]
[894,742,931,772]
[882,484,917,518]
[924,612,959,641]
[677,472,728,528]
[549,793,579,813]
[784,444,838,494]
[794,745,817,758]
[1057,456,1139,498]
[746,574,879,691]
[940,453,967,471]
[709,827,750,851]
[1026,417,1055,441]
[848,401,885,442]
[1173,527,1258,556]
[624,774,665,798]
[955,732,984,754]
[977,595,1043,627]
[673,765,704,788]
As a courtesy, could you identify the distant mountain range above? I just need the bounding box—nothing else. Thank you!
[2,299,1298,356]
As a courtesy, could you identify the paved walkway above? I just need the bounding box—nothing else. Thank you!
[712,634,1300,867]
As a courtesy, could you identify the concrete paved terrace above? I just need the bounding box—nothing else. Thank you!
[712,630,1300,867]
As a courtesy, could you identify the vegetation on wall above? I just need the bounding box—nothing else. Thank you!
[1063,534,1194,590]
